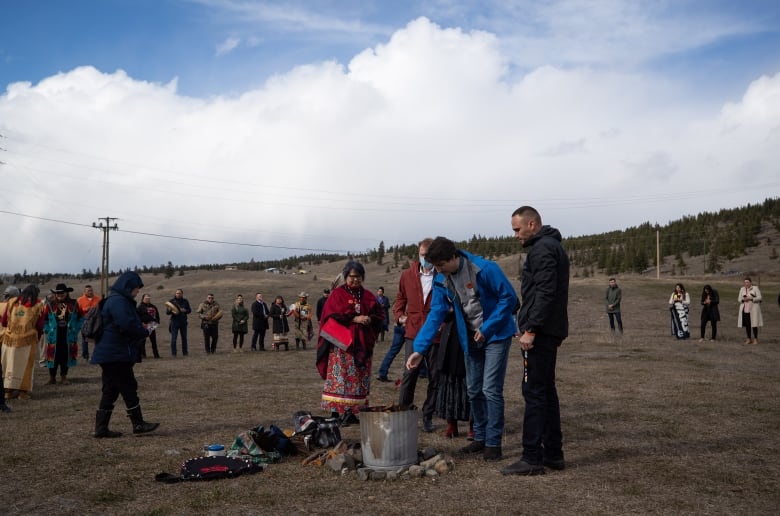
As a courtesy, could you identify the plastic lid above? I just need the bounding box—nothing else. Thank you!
[207,444,225,451]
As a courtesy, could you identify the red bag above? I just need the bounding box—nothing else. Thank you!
[319,318,353,351]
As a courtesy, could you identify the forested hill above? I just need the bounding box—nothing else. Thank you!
[3,198,778,285]
[562,197,780,277]
[279,197,780,278]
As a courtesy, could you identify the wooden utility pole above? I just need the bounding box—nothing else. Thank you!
[93,217,118,297]
[656,230,660,280]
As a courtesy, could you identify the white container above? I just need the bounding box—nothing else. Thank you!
[360,409,418,470]
[205,444,226,457]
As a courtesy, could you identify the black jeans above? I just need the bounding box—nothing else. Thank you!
[608,312,623,332]
[142,331,160,357]
[742,313,758,339]
[700,318,718,339]
[398,338,439,419]
[522,333,563,464]
[251,329,267,350]
[50,336,70,378]
[203,324,219,353]
[98,362,139,411]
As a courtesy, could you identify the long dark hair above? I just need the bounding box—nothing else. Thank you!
[20,284,40,305]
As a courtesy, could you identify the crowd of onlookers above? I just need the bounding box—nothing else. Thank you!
[1,235,777,478]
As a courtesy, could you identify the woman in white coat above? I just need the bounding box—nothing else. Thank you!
[737,277,763,345]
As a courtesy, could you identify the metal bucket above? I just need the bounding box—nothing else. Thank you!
[359,409,418,470]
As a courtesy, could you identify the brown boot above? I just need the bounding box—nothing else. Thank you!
[45,376,56,385]
[60,376,70,385]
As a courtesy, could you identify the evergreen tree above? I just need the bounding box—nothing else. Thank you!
[164,261,175,279]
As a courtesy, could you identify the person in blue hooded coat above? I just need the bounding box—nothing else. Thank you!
[91,271,159,438]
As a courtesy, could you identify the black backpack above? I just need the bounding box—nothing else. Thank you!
[81,299,106,340]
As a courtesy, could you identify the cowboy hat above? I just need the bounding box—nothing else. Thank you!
[50,283,74,294]
[298,291,308,298]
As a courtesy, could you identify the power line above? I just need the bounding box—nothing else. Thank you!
[0,209,350,254]
[93,217,118,297]
[0,209,93,229]
[120,228,349,254]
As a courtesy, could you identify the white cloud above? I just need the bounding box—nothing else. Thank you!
[216,36,241,56]
[472,0,766,69]
[0,17,778,273]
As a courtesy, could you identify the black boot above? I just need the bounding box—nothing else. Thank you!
[94,409,122,438]
[126,405,160,435]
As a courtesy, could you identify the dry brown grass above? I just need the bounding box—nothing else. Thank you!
[2,266,779,516]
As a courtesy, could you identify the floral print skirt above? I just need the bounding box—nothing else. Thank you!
[321,346,371,415]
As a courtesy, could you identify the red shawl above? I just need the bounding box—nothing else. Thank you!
[315,285,384,379]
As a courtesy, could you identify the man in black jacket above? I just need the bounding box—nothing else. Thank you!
[316,289,330,323]
[502,206,569,476]
[166,289,192,357]
[250,293,269,351]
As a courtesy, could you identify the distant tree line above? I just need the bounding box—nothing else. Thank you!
[2,198,777,285]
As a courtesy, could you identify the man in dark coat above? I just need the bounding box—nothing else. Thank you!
[503,206,569,476]
[250,292,269,351]
[91,271,159,438]
[316,289,330,322]
[166,289,192,357]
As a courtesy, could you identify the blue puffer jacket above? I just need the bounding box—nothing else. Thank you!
[91,271,148,364]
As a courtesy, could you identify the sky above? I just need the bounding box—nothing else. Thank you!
[1,0,780,274]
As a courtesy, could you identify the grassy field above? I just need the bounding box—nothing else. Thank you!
[2,266,779,515]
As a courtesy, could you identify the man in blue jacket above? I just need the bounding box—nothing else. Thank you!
[502,206,569,476]
[406,236,518,462]
[91,271,159,438]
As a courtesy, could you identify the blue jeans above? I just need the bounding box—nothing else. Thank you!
[465,337,511,447]
[377,325,405,378]
[81,338,90,359]
[170,322,188,356]
[521,334,563,464]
